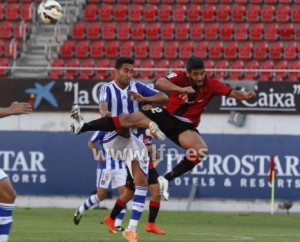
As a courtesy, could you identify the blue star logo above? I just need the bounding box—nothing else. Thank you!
[25,81,58,109]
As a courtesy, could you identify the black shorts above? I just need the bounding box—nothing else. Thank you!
[125,168,159,191]
[140,106,199,146]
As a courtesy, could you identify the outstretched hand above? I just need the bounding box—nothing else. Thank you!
[128,90,144,102]
[9,102,32,115]
[245,91,256,99]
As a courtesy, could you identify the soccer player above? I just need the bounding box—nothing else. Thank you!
[103,134,166,236]
[0,101,32,242]
[73,130,127,231]
[70,57,256,200]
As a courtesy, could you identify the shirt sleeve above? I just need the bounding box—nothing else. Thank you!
[212,80,232,96]
[136,82,158,97]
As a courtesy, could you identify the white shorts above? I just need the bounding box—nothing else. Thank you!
[0,169,8,181]
[102,134,149,177]
[96,168,127,189]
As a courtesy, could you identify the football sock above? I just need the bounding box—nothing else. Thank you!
[115,207,127,227]
[80,117,121,132]
[148,200,160,223]
[110,198,126,220]
[127,186,147,232]
[0,203,14,242]
[78,194,100,214]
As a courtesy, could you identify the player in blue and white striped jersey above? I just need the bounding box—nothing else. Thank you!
[73,130,127,231]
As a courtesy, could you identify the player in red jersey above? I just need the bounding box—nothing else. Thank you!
[71,57,256,200]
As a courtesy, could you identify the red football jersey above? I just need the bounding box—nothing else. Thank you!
[164,71,231,126]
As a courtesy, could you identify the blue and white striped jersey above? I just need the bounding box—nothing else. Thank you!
[90,131,125,170]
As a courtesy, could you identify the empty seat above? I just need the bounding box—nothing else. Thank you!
[114,4,127,21]
[276,5,290,22]
[105,41,119,58]
[72,22,86,40]
[239,42,253,60]
[295,25,300,40]
[155,60,170,79]
[173,5,186,22]
[217,5,230,22]
[250,0,263,3]
[87,22,101,40]
[6,3,20,21]
[0,4,4,21]
[164,41,178,59]
[224,42,238,59]
[265,23,278,41]
[279,23,294,40]
[235,23,249,40]
[132,23,145,40]
[250,23,264,40]
[291,5,300,22]
[117,23,131,40]
[5,40,19,58]
[76,41,90,58]
[274,60,288,81]
[91,41,104,58]
[269,42,283,59]
[60,40,75,58]
[244,60,259,80]
[254,42,268,60]
[220,23,234,40]
[190,23,204,40]
[95,59,110,80]
[0,22,13,39]
[66,59,80,79]
[284,42,298,60]
[0,58,9,76]
[79,59,95,79]
[209,42,223,59]
[0,40,4,56]
[102,23,116,40]
[171,60,185,70]
[129,4,142,22]
[120,41,134,57]
[135,41,149,59]
[21,3,34,21]
[84,4,98,21]
[161,23,175,40]
[158,5,172,22]
[179,41,193,59]
[246,5,260,22]
[146,23,160,40]
[187,5,201,22]
[261,5,275,22]
[205,23,219,40]
[229,60,245,80]
[143,5,157,22]
[287,61,300,81]
[215,60,229,80]
[194,42,208,59]
[48,58,64,79]
[150,41,163,59]
[259,60,274,81]
[204,59,214,78]
[99,4,113,21]
[202,5,216,22]
[140,59,155,79]
[231,5,245,22]
[14,22,28,39]
[176,23,189,40]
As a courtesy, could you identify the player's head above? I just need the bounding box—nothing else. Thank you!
[186,57,206,86]
[114,57,135,88]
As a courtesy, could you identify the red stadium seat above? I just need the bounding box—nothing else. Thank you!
[140,59,155,79]
[72,22,86,40]
[113,4,127,21]
[220,0,233,2]
[60,40,75,58]
[95,59,110,80]
[120,0,131,3]
[148,0,160,4]
[274,60,288,81]
[287,61,300,81]
[254,42,268,60]
[246,5,260,22]
[143,5,157,22]
[6,3,20,21]
[187,5,201,22]
[146,23,160,40]
[5,40,19,58]
[0,40,4,56]
[202,5,216,22]
[132,23,145,40]
[261,5,275,22]
[265,0,277,3]
[231,5,245,22]
[276,5,290,22]
[239,42,253,60]
[75,41,90,58]
[217,5,230,22]
[0,58,9,76]
[194,42,208,59]
[84,4,98,21]
[79,59,95,79]
[250,23,264,41]
[48,58,64,79]
[209,42,223,59]
[236,0,247,3]
[103,0,115,3]
[191,0,204,2]
[21,3,34,21]
[87,22,101,40]
[291,5,300,22]
[224,42,238,60]
[135,41,149,59]
[90,41,104,58]
[105,41,119,59]
[220,23,234,40]
[132,0,146,3]
[279,23,294,40]
[215,60,229,80]
[0,4,4,21]
[269,42,283,60]
[235,24,249,40]
[283,42,298,60]
[205,23,219,40]
[117,23,131,40]
[14,22,28,39]
[265,23,279,41]
[190,23,204,40]
[244,60,259,80]
[164,41,178,59]
[177,0,190,3]
[179,41,193,59]
[173,5,186,22]
[171,59,185,70]
[129,4,142,22]
[99,4,113,21]
[120,41,134,57]
[204,60,214,78]
[155,60,170,79]
[229,60,245,80]
[259,60,274,81]
[176,23,189,40]
[66,59,80,79]
[295,25,300,40]
[150,41,163,59]
[158,5,172,22]
[161,23,175,40]
[161,0,174,3]
[206,0,218,3]
[102,23,116,40]
[279,0,292,3]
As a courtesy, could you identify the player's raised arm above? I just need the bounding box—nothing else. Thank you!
[229,90,257,101]
[0,101,32,118]
[128,90,168,103]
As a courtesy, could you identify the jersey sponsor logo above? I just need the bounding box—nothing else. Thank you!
[167,72,177,79]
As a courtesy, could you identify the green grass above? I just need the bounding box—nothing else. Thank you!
[9,208,300,242]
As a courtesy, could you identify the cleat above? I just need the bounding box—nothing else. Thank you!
[123,230,139,242]
[115,226,125,232]
[149,121,166,141]
[70,105,84,134]
[158,176,170,201]
[145,222,166,235]
[103,215,116,234]
[73,208,82,225]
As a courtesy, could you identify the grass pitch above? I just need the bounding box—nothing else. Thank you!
[9,207,300,242]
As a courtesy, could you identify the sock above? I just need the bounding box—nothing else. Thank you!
[148,200,160,223]
[115,207,126,227]
[110,198,126,220]
[0,203,14,242]
[80,117,121,132]
[164,155,199,182]
[78,194,100,214]
[127,186,147,232]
